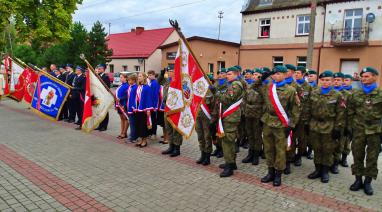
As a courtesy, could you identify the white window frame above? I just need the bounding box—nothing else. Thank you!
[259,18,271,38]
[208,63,214,73]
[343,8,363,42]
[122,65,128,72]
[273,56,284,67]
[296,15,310,36]
[134,65,140,72]
[297,56,307,67]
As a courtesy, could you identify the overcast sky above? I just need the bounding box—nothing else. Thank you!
[73,0,245,43]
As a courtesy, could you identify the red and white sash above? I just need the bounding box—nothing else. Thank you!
[217,99,243,138]
[269,84,292,149]
[200,100,211,120]
[147,113,152,129]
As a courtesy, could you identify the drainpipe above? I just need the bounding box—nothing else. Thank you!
[317,4,327,75]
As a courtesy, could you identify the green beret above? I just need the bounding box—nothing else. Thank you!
[344,74,353,80]
[319,70,334,78]
[235,65,242,71]
[307,69,317,75]
[244,69,254,74]
[273,65,288,73]
[261,67,271,73]
[333,72,345,78]
[254,68,263,74]
[219,68,227,74]
[207,73,214,81]
[285,64,296,71]
[296,66,307,73]
[360,67,379,76]
[227,66,239,73]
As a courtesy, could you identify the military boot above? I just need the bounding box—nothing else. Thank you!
[219,163,237,170]
[196,151,205,164]
[321,166,329,183]
[273,170,282,187]
[284,162,291,175]
[363,177,374,196]
[294,154,302,167]
[211,145,219,156]
[216,148,223,158]
[170,145,180,157]
[242,149,254,163]
[202,153,211,166]
[308,164,321,179]
[340,153,349,167]
[330,162,339,174]
[235,141,240,153]
[252,151,259,165]
[306,147,313,160]
[350,176,363,191]
[162,143,174,155]
[220,163,234,178]
[261,167,275,183]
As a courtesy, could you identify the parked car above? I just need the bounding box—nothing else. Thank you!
[112,71,140,87]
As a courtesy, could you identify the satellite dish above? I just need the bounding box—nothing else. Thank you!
[366,13,376,23]
[327,13,339,25]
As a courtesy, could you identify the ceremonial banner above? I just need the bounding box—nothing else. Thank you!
[9,58,25,101]
[30,72,71,121]
[166,39,210,138]
[82,69,114,133]
[2,57,10,96]
[21,67,38,104]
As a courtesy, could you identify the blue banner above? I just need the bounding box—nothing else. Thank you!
[31,73,71,120]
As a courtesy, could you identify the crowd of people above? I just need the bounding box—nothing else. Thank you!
[1,62,381,196]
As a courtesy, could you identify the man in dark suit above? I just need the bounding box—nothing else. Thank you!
[49,64,57,76]
[95,64,111,131]
[65,64,76,123]
[57,66,68,121]
[72,66,86,130]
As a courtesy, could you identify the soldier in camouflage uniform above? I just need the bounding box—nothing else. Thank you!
[283,64,302,175]
[306,70,345,183]
[159,68,183,157]
[234,66,248,152]
[212,67,244,177]
[307,70,318,88]
[260,66,300,187]
[211,68,228,158]
[291,66,312,167]
[343,74,354,93]
[332,72,351,173]
[242,68,264,165]
[347,67,382,196]
[195,88,215,165]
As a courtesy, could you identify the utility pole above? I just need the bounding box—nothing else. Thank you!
[218,11,224,40]
[108,23,111,35]
[306,0,317,69]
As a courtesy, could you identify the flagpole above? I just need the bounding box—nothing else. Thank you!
[79,54,116,100]
[169,19,212,86]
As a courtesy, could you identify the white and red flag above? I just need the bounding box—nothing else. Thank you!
[21,67,38,104]
[8,58,25,101]
[81,69,114,133]
[166,39,210,138]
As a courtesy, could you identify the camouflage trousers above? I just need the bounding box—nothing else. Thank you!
[263,125,287,171]
[351,131,380,179]
[164,118,183,146]
[245,117,263,152]
[334,131,351,162]
[286,122,308,161]
[195,113,212,153]
[221,121,239,164]
[238,115,246,141]
[311,131,335,167]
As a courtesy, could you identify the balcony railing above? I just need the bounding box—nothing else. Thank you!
[330,27,369,46]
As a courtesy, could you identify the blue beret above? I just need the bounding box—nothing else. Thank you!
[97,64,106,69]
[333,72,345,78]
[319,70,334,78]
[273,65,288,73]
[360,67,379,76]
[76,66,85,72]
[285,64,296,71]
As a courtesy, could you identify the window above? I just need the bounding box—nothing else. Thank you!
[297,56,307,67]
[259,0,273,6]
[259,19,271,38]
[296,15,310,36]
[108,64,114,73]
[122,65,128,72]
[217,61,225,70]
[208,63,214,73]
[134,66,140,72]
[344,9,363,41]
[273,56,283,67]
[166,52,177,60]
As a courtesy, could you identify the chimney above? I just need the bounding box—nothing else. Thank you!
[131,28,136,32]
[135,27,144,35]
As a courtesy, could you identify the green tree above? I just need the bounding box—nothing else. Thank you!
[88,21,112,66]
[0,0,82,49]
[64,22,90,66]
[13,44,38,64]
